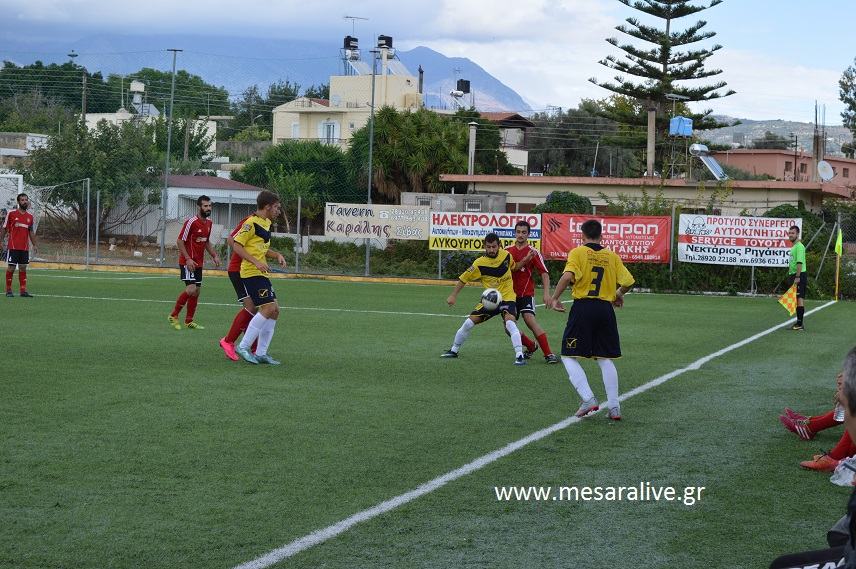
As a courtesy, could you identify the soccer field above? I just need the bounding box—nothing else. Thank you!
[1,268,854,569]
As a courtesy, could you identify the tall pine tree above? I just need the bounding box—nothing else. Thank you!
[590,0,734,130]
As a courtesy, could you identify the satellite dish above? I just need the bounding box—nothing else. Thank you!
[818,160,835,182]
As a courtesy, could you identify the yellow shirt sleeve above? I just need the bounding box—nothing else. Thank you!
[615,255,635,288]
[233,220,256,247]
[459,263,482,283]
[562,248,583,281]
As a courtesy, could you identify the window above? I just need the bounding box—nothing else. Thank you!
[416,197,431,206]
[349,122,356,131]
[785,161,793,172]
[799,163,807,174]
[844,168,850,178]
[291,122,299,139]
[463,199,481,212]
[318,121,340,145]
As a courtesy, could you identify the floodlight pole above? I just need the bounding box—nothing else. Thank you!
[364,48,378,277]
[159,48,182,267]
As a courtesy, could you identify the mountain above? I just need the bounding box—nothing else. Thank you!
[0,33,530,113]
[702,116,851,155]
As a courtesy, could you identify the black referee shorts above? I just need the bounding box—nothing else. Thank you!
[789,273,807,299]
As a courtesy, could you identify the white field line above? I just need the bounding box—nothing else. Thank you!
[232,300,838,569]
[33,274,172,281]
[30,294,463,318]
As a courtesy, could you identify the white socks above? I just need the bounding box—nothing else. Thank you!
[505,319,524,357]
[598,359,620,409]
[561,357,620,407]
[452,318,476,352]
[562,357,595,402]
[255,318,277,356]
[240,312,268,351]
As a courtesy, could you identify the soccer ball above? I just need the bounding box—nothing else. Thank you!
[481,288,502,311]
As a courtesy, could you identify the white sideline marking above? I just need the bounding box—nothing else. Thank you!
[233,300,838,569]
[32,294,462,318]
[34,274,172,281]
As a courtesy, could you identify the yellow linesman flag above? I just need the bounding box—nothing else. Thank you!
[835,228,843,256]
[778,284,797,316]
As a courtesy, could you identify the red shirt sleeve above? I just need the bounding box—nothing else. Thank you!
[532,249,548,274]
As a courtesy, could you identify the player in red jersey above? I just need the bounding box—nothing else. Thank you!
[505,220,561,363]
[219,215,256,360]
[0,193,38,297]
[168,195,221,330]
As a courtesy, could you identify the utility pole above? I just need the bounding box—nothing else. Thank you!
[646,102,657,177]
[790,133,798,182]
[364,46,379,277]
[159,48,182,267]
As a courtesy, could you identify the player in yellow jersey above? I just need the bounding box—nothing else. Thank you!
[442,233,528,365]
[230,190,287,365]
[549,219,635,420]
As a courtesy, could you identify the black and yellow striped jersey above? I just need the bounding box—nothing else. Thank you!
[459,249,517,303]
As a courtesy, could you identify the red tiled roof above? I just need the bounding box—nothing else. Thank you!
[167,175,264,192]
[309,98,330,107]
[479,112,534,127]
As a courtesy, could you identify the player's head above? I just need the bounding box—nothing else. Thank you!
[514,220,531,243]
[788,225,800,243]
[840,347,856,442]
[197,195,212,218]
[257,190,281,220]
[16,193,29,211]
[484,232,500,258]
[581,219,602,242]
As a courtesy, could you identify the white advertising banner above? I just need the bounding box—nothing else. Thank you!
[428,212,542,250]
[678,214,802,267]
[324,203,430,240]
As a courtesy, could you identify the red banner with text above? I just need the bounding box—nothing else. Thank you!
[542,214,672,263]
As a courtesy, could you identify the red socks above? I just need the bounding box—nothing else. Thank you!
[185,295,199,323]
[5,269,11,292]
[225,309,253,343]
[171,292,189,317]
[536,333,552,356]
[808,410,841,433]
[520,333,537,353]
[18,271,26,292]
[828,430,856,461]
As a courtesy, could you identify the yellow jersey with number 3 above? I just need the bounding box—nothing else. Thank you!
[563,243,634,302]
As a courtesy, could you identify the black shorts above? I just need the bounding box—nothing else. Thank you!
[6,249,29,266]
[561,299,621,359]
[471,300,517,321]
[179,264,203,286]
[789,273,807,299]
[516,295,536,316]
[242,275,277,307]
[228,271,249,302]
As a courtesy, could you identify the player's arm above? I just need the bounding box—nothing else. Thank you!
[176,222,195,270]
[231,240,269,273]
[550,271,575,310]
[204,240,221,267]
[613,260,635,308]
[265,248,286,267]
[27,225,38,254]
[446,279,467,306]
[540,270,563,312]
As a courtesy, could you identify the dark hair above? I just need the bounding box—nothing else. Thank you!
[196,195,211,206]
[257,190,280,210]
[581,219,602,239]
[515,220,531,232]
[16,193,28,203]
[484,232,500,244]
[790,225,800,233]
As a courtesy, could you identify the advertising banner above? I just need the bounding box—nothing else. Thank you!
[542,214,672,263]
[324,203,430,240]
[677,214,802,267]
[428,212,542,251]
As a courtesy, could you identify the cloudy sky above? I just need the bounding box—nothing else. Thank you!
[2,0,852,123]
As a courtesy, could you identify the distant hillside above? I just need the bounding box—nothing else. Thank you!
[703,116,851,155]
[0,33,530,113]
